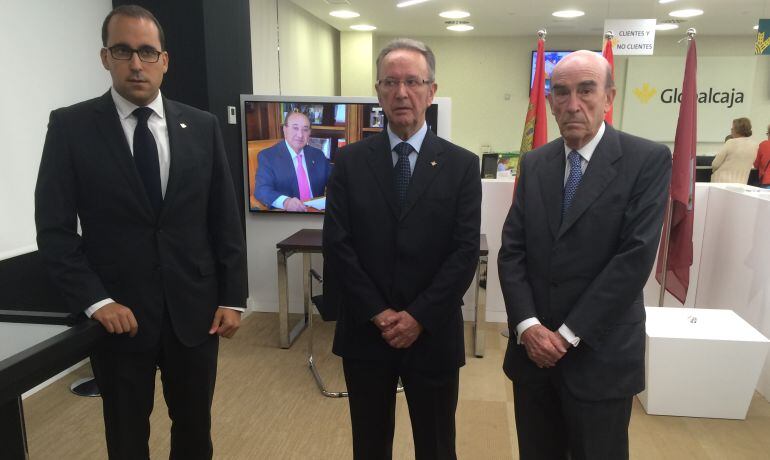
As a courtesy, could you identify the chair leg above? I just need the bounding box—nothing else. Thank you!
[308,354,349,398]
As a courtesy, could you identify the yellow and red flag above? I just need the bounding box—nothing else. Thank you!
[602,37,615,125]
[520,37,547,153]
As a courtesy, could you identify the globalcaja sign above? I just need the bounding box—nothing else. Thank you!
[622,56,756,142]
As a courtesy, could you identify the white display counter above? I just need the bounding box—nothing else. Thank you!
[638,307,769,419]
[643,184,770,400]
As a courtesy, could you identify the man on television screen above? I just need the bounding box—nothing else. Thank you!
[254,111,332,211]
[323,38,481,459]
[499,50,671,459]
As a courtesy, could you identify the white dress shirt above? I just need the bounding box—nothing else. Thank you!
[514,122,607,347]
[387,122,427,172]
[271,141,315,209]
[86,88,243,317]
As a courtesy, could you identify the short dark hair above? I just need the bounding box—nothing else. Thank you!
[732,117,752,137]
[101,5,166,50]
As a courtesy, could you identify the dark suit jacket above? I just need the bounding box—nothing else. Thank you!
[35,91,248,352]
[499,124,671,401]
[323,130,481,372]
[254,141,331,208]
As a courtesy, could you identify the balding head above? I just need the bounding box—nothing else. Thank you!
[552,50,614,91]
[548,50,616,149]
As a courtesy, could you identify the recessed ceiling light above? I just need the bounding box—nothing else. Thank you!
[658,0,677,4]
[669,9,703,18]
[440,10,470,19]
[655,23,679,30]
[754,25,760,30]
[397,0,430,7]
[447,24,474,32]
[552,10,585,18]
[330,10,360,19]
[655,23,679,31]
[350,24,377,31]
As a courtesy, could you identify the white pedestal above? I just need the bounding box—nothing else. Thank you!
[638,307,770,419]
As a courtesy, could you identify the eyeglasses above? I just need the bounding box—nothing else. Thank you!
[106,45,163,63]
[377,78,432,91]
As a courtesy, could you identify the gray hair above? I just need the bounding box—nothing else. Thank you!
[376,38,436,82]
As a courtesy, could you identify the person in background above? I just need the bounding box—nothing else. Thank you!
[753,123,770,189]
[254,111,332,211]
[712,117,759,184]
[35,5,247,459]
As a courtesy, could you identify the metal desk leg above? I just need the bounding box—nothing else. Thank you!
[302,253,311,327]
[474,255,488,357]
[278,249,290,348]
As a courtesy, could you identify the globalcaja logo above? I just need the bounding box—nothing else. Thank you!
[633,83,656,103]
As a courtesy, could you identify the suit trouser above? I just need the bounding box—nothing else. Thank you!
[342,358,459,460]
[90,311,219,460]
[512,372,632,460]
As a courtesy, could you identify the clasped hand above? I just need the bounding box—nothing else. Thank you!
[374,308,423,349]
[520,324,570,368]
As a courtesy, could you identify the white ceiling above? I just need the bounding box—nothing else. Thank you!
[289,0,769,37]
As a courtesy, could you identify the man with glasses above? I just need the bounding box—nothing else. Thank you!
[34,5,247,459]
[323,38,481,459]
[254,111,332,211]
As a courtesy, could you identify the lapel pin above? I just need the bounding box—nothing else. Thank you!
[430,161,437,167]
[180,123,187,128]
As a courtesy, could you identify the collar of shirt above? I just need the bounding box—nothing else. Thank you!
[111,87,165,121]
[387,122,428,154]
[283,140,304,161]
[562,121,606,163]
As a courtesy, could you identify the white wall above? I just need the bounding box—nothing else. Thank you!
[249,0,340,96]
[0,0,111,260]
[372,34,770,157]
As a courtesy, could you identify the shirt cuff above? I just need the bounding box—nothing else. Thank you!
[558,323,581,347]
[514,317,541,344]
[272,195,288,209]
[220,306,245,313]
[85,298,115,318]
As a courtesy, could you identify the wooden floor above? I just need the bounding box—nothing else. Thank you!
[23,312,770,459]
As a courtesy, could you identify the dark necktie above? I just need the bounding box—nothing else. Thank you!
[132,107,162,215]
[394,142,413,207]
[562,150,583,217]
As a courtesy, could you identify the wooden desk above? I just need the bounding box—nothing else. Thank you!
[275,230,489,357]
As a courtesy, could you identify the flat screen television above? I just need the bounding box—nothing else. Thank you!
[530,50,602,96]
[240,95,451,214]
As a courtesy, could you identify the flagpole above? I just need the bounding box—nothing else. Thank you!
[657,27,696,307]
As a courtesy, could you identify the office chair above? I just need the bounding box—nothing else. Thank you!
[307,268,404,398]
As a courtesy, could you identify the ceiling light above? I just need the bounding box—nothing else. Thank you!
[669,9,704,18]
[440,10,470,19]
[754,25,759,30]
[397,0,430,7]
[330,10,360,19]
[350,24,377,31]
[655,23,679,30]
[552,10,585,18]
[658,0,677,4]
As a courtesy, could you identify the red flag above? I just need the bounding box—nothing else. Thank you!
[602,38,615,125]
[655,38,697,304]
[520,38,548,153]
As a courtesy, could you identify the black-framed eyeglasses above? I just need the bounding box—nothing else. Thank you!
[106,45,163,63]
[376,78,433,91]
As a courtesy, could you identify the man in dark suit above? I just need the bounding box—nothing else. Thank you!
[323,38,481,460]
[254,111,332,211]
[498,50,672,459]
[34,6,247,459]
